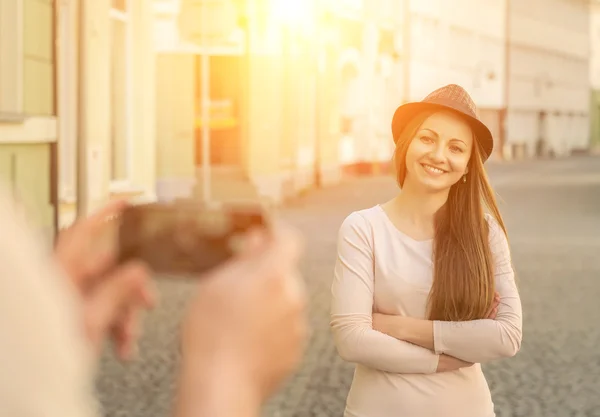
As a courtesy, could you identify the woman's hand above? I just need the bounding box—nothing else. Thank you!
[54,200,157,360]
[486,292,501,320]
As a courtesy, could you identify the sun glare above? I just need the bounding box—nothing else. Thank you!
[270,0,316,32]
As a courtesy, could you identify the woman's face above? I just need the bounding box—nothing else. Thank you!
[404,111,474,193]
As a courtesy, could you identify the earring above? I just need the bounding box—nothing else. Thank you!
[462,175,467,183]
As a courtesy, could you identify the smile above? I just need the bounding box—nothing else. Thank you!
[421,164,447,175]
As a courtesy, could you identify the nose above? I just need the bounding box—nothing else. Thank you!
[429,142,445,163]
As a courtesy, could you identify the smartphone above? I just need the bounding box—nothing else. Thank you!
[117,201,269,276]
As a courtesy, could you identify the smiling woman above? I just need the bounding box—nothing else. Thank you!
[400,111,473,193]
[330,84,522,417]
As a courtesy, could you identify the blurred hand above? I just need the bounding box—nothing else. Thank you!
[54,200,157,360]
[436,354,473,372]
[178,222,308,410]
[486,292,500,320]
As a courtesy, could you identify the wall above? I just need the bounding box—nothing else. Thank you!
[506,0,590,156]
[591,5,600,89]
[0,0,55,240]
[408,0,506,109]
[23,0,54,115]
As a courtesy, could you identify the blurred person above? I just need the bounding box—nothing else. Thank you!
[0,186,307,417]
[330,84,523,417]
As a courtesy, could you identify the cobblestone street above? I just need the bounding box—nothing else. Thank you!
[96,156,600,417]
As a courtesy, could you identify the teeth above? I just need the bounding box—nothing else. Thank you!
[423,164,444,174]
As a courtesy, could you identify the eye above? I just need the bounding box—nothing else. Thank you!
[450,145,464,153]
[420,136,434,144]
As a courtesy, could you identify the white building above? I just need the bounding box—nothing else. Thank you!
[336,0,404,172]
[358,0,591,162]
[506,0,590,158]
[404,0,507,161]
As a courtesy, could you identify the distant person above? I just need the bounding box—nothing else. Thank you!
[330,84,523,417]
[0,190,307,417]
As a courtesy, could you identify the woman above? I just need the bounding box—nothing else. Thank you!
[330,84,522,417]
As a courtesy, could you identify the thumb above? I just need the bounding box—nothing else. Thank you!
[85,262,150,349]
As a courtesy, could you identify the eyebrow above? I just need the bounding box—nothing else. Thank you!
[421,128,438,137]
[420,128,467,146]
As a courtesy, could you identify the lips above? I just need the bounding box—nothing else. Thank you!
[421,163,447,175]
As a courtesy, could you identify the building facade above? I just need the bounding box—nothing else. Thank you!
[589,0,600,153]
[506,0,590,159]
[57,0,157,227]
[404,0,507,160]
[154,0,344,205]
[0,0,58,242]
[338,0,508,168]
[335,0,403,173]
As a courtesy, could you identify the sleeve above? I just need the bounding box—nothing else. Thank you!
[432,214,523,363]
[0,187,101,417]
[330,211,440,374]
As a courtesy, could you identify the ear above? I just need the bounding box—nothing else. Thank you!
[465,167,469,175]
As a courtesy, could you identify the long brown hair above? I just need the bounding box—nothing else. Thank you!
[393,110,508,321]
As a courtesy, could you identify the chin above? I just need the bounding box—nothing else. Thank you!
[419,180,453,193]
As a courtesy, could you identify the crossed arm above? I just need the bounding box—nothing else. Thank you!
[330,212,523,374]
[330,212,440,374]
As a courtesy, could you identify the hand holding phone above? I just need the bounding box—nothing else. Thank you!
[117,201,269,276]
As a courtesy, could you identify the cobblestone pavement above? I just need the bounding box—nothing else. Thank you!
[96,156,600,417]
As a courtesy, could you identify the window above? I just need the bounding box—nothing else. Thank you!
[0,0,23,117]
[109,1,133,185]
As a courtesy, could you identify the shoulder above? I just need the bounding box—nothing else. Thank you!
[484,213,505,238]
[337,206,380,244]
[484,213,511,257]
[339,206,380,232]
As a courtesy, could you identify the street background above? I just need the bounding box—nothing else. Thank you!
[1,0,600,416]
[2,0,600,241]
[96,156,600,417]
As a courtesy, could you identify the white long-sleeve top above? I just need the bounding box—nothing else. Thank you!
[330,205,523,417]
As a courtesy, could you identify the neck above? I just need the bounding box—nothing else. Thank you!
[393,178,449,225]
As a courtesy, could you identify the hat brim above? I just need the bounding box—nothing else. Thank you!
[391,102,494,161]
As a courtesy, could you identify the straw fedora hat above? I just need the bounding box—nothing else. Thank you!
[391,84,494,161]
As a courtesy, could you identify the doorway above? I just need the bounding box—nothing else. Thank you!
[194,55,244,169]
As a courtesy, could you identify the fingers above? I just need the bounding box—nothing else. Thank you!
[77,250,116,291]
[84,261,152,351]
[254,225,306,309]
[257,222,304,272]
[84,199,128,233]
[55,200,128,282]
[486,292,500,319]
[110,280,158,360]
[239,228,268,256]
[218,222,304,287]
[111,307,140,360]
